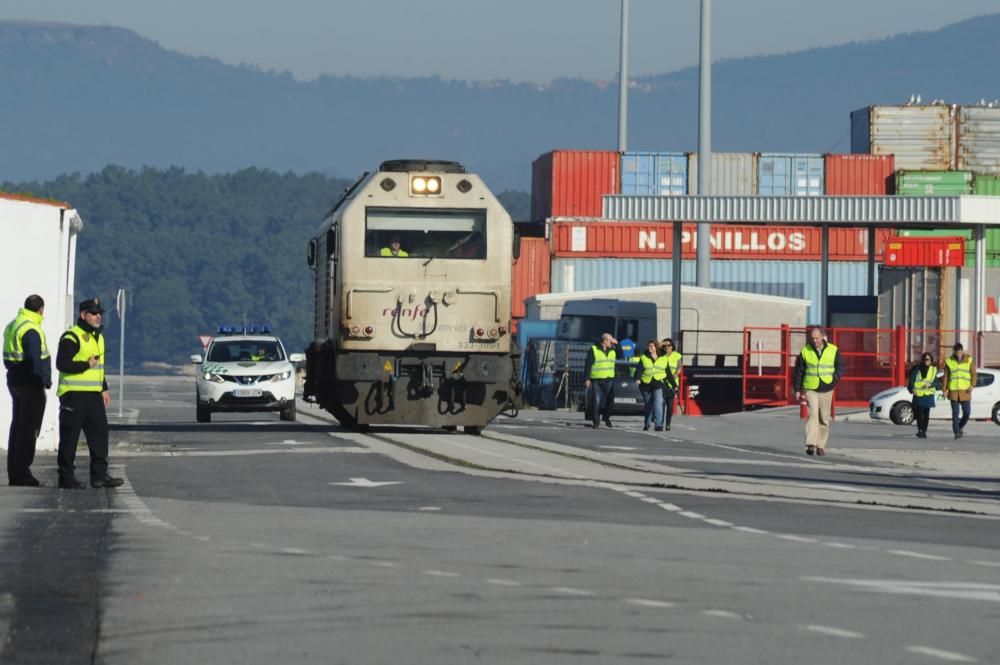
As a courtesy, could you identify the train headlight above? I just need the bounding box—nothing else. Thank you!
[410,176,442,196]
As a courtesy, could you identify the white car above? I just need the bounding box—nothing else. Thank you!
[868,367,1000,426]
[191,327,304,423]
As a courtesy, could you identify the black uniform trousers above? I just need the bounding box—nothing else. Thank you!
[7,385,46,483]
[57,391,109,481]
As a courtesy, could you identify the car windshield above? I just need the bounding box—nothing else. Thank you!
[558,315,615,341]
[207,340,284,362]
[365,207,487,259]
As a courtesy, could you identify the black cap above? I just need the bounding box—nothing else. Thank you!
[79,298,105,314]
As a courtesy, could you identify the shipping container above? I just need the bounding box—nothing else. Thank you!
[758,153,824,196]
[620,151,688,196]
[898,227,1000,268]
[824,154,895,195]
[851,104,955,171]
[957,105,1000,174]
[550,221,890,261]
[550,257,869,324]
[511,236,551,319]
[531,150,619,220]
[883,236,965,267]
[1,194,81,452]
[975,174,1000,196]
[686,152,758,195]
[895,170,973,196]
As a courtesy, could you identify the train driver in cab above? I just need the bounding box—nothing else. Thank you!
[380,234,408,257]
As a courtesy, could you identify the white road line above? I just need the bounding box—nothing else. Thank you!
[969,560,1000,568]
[422,570,460,578]
[417,506,442,512]
[732,526,770,535]
[703,518,734,527]
[369,561,398,568]
[640,497,662,504]
[281,547,310,555]
[905,645,977,662]
[823,542,858,549]
[802,625,865,639]
[485,578,523,587]
[623,491,646,498]
[625,598,676,608]
[804,578,1000,602]
[598,446,638,451]
[548,587,596,597]
[703,610,742,619]
[888,550,953,561]
[679,511,705,519]
[778,535,819,544]
[658,503,683,512]
[112,447,371,458]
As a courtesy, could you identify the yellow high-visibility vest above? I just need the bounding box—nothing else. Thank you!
[3,308,49,365]
[800,343,838,390]
[665,350,682,377]
[57,325,105,396]
[589,346,616,380]
[945,356,972,391]
[639,354,669,384]
[913,365,938,397]
[380,247,409,257]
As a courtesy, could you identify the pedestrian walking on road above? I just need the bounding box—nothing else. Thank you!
[793,326,843,457]
[636,340,669,431]
[660,338,682,431]
[3,295,51,486]
[583,332,619,428]
[55,298,123,489]
[908,352,937,439]
[943,343,975,440]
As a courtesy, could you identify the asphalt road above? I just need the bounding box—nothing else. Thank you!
[2,376,998,664]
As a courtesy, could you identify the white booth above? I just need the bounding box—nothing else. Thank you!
[0,194,82,452]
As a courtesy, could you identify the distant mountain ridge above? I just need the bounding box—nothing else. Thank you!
[2,15,999,194]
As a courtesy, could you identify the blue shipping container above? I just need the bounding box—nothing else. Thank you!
[550,258,868,324]
[758,153,825,196]
[620,152,689,196]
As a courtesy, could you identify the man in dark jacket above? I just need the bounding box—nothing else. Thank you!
[3,295,51,486]
[583,333,619,428]
[793,326,844,456]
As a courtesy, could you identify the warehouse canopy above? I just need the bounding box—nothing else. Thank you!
[602,195,1000,228]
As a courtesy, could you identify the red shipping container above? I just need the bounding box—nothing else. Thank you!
[824,154,895,195]
[883,236,965,267]
[511,237,551,318]
[531,150,619,220]
[551,222,891,261]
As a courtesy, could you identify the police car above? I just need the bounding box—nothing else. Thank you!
[868,367,1000,426]
[190,325,304,423]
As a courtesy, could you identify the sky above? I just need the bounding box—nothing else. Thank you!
[2,0,998,83]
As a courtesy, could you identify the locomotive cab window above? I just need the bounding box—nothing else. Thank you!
[365,208,487,259]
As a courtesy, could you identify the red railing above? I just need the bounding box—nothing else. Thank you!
[742,326,996,409]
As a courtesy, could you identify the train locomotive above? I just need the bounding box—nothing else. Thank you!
[303,159,520,433]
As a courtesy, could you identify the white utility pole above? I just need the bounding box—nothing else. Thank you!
[617,0,629,152]
[115,288,126,418]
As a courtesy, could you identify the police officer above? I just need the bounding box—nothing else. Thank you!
[793,326,843,456]
[660,338,682,431]
[3,295,51,486]
[583,332,619,428]
[943,343,975,439]
[55,298,123,489]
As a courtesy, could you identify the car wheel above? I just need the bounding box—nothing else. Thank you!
[196,403,211,423]
[463,425,483,435]
[280,401,296,422]
[889,401,913,426]
[992,403,1000,426]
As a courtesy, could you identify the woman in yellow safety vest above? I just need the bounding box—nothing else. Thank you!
[635,340,670,432]
[942,342,976,439]
[907,352,937,439]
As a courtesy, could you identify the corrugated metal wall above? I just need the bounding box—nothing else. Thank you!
[511,237,551,318]
[851,105,954,171]
[958,106,1000,174]
[758,153,824,196]
[550,258,869,324]
[687,152,758,194]
[895,170,973,196]
[824,154,895,195]
[620,152,688,196]
[530,150,619,219]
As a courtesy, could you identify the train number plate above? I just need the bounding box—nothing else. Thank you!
[233,388,263,398]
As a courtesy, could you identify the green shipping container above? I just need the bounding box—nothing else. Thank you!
[974,174,1000,196]
[895,170,973,196]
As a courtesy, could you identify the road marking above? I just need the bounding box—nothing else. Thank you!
[732,526,769,535]
[703,518,734,527]
[625,598,676,608]
[802,625,865,639]
[113,448,371,458]
[329,478,403,488]
[805,578,1000,602]
[778,535,819,543]
[485,578,523,587]
[623,491,646,498]
[370,561,398,568]
[703,610,742,619]
[598,446,638,451]
[824,542,857,549]
[640,497,662,504]
[904,646,977,662]
[281,547,310,555]
[417,506,442,512]
[423,570,460,578]
[658,503,683,512]
[548,587,596,597]
[801,483,865,492]
[887,550,953,561]
[679,511,705,519]
[969,560,1000,568]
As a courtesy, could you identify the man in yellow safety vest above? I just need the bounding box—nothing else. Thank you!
[583,332,619,429]
[942,343,976,440]
[793,326,843,456]
[3,294,51,486]
[55,298,123,489]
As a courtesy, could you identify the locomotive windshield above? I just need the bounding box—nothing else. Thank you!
[365,207,487,259]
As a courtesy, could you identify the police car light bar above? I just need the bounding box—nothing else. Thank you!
[216,324,273,335]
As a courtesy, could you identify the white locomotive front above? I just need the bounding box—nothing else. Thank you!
[304,159,519,432]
